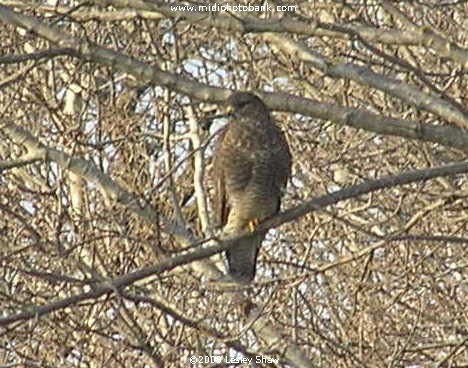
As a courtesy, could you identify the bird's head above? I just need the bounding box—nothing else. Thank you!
[226,92,269,119]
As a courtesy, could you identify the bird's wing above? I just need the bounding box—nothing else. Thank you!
[275,127,292,191]
[212,123,255,227]
[212,127,229,227]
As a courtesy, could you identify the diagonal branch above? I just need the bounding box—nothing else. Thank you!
[263,33,468,129]
[0,47,78,64]
[381,1,468,69]
[3,122,468,368]
[1,5,468,153]
[3,121,468,328]
[2,122,192,242]
[90,0,468,67]
[258,160,468,233]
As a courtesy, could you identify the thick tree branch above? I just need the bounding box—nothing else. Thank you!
[263,33,468,129]
[2,122,191,242]
[0,0,165,21]
[3,122,468,368]
[258,160,468,233]
[1,5,468,153]
[90,0,468,67]
[0,47,78,64]
[382,1,468,68]
[0,154,42,171]
[1,121,313,367]
[2,2,465,366]
[261,91,468,153]
[2,122,468,327]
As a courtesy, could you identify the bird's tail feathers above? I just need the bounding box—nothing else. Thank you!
[226,233,264,284]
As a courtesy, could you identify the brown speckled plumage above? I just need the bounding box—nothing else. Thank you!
[213,92,291,283]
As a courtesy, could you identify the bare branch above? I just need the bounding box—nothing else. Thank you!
[0,154,42,171]
[1,135,467,327]
[186,105,211,235]
[382,1,468,68]
[2,2,466,365]
[0,4,467,154]
[0,48,78,64]
[2,122,191,242]
[91,0,468,66]
[259,160,468,233]
[263,33,468,129]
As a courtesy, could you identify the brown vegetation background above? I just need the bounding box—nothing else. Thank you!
[0,1,467,367]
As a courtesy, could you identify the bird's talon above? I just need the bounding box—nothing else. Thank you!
[248,219,259,232]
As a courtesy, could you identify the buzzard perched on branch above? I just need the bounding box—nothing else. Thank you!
[212,92,292,283]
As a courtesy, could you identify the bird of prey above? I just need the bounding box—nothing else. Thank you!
[212,92,292,283]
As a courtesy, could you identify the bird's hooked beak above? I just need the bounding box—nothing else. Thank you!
[198,104,232,131]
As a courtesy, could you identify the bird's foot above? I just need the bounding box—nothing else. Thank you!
[247,218,260,232]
